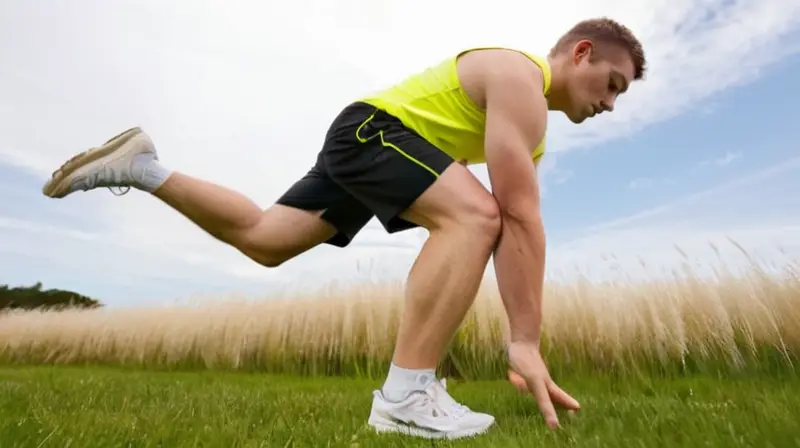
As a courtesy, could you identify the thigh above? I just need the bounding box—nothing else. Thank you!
[321,103,458,233]
[399,162,498,231]
[275,160,375,248]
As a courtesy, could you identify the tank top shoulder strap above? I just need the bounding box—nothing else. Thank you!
[519,51,552,96]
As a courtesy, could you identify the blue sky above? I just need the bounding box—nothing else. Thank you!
[1,1,799,307]
[545,53,800,241]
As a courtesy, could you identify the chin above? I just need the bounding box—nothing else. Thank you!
[567,113,587,124]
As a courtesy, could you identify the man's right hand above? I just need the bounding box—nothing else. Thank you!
[506,341,581,429]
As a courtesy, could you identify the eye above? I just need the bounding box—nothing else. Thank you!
[608,79,618,92]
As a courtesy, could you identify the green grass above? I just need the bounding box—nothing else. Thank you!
[1,366,799,447]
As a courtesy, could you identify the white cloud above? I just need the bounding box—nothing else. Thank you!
[697,151,743,168]
[0,0,798,303]
[713,151,743,167]
[629,177,656,190]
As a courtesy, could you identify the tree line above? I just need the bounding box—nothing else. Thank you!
[0,282,103,311]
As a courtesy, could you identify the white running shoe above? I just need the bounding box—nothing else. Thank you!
[367,378,495,440]
[42,127,158,199]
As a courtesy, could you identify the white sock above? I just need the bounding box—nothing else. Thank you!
[131,153,173,192]
[381,363,436,402]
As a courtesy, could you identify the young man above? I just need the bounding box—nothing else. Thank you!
[42,17,645,440]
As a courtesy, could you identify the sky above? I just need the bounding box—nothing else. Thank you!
[1,0,799,307]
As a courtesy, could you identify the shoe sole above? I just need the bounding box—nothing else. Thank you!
[42,127,144,199]
[367,415,495,440]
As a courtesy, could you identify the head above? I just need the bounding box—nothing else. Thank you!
[547,18,646,123]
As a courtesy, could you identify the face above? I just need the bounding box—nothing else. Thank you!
[563,40,635,124]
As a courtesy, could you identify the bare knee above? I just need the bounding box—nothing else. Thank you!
[258,255,288,268]
[232,206,337,268]
[454,196,502,241]
[403,164,502,244]
[245,246,290,268]
[221,223,288,268]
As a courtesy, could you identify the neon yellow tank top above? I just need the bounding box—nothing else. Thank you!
[359,47,551,165]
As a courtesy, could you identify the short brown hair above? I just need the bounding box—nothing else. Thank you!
[549,17,647,80]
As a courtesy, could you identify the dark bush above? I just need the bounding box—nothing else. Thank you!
[0,282,102,311]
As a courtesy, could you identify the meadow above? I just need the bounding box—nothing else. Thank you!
[1,250,799,446]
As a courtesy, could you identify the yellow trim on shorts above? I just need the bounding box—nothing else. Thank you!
[355,111,441,179]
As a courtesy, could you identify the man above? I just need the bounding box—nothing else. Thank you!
[42,17,646,440]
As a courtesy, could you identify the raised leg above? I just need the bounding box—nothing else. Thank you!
[41,127,342,266]
[151,173,336,267]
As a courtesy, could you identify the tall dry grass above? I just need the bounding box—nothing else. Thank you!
[1,256,799,380]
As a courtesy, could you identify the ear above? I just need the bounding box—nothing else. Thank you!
[572,39,594,64]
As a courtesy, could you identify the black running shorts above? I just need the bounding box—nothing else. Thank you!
[276,101,455,247]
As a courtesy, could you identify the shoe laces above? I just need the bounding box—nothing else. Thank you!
[107,186,131,196]
[424,379,472,419]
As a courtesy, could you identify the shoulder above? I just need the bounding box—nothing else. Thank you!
[457,48,548,110]
[460,48,546,88]
[478,49,550,160]
[481,50,548,113]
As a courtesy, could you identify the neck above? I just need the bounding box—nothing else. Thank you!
[545,55,570,113]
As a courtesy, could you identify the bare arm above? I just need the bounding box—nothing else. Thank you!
[483,52,549,346]
[479,51,581,426]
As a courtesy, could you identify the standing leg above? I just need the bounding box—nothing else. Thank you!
[320,104,501,439]
[41,127,374,266]
[367,164,501,441]
[390,165,500,371]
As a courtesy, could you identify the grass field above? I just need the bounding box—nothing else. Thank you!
[1,254,799,446]
[1,365,799,447]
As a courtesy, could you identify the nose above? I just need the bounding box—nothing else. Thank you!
[601,96,616,112]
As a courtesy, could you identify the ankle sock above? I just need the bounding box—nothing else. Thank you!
[381,363,436,402]
[131,153,173,192]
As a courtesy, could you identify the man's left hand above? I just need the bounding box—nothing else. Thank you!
[506,341,581,428]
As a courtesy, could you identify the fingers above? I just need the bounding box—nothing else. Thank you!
[511,370,581,412]
[548,381,581,411]
[507,369,527,393]
[525,376,560,429]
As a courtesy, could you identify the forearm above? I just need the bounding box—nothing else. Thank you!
[493,212,546,346]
